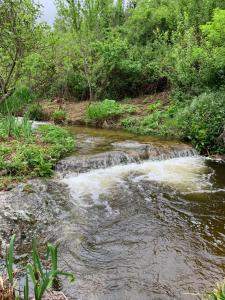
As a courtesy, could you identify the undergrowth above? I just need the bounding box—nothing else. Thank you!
[0,117,75,190]
[86,99,136,122]
[121,91,225,154]
[0,86,32,115]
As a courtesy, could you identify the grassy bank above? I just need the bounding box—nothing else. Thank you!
[2,88,224,157]
[0,116,75,190]
[85,91,225,155]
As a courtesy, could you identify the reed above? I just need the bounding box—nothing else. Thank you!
[0,236,75,300]
[0,116,32,139]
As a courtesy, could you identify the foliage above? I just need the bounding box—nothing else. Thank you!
[5,235,15,286]
[86,99,127,121]
[3,235,75,300]
[175,91,225,153]
[0,86,32,115]
[52,110,67,124]
[0,0,47,101]
[0,120,75,189]
[121,101,178,136]
[27,103,44,121]
[122,92,225,154]
[0,0,225,154]
[0,115,33,139]
[148,100,162,112]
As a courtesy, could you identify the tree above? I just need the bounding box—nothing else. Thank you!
[0,0,46,102]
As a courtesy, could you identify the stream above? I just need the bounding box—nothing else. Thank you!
[0,126,225,300]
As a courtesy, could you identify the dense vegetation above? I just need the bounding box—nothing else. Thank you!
[0,117,75,190]
[0,0,225,154]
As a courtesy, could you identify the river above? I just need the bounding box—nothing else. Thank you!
[0,126,224,300]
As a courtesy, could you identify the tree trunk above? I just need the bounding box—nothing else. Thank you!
[0,51,18,102]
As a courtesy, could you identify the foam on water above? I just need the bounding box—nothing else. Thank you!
[62,156,215,204]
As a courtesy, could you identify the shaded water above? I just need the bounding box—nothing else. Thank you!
[0,126,224,300]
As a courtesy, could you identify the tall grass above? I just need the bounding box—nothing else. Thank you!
[0,86,32,115]
[0,115,32,139]
[1,235,75,300]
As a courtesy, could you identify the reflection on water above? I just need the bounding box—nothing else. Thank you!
[68,126,190,155]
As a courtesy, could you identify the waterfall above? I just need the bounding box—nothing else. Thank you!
[56,141,198,177]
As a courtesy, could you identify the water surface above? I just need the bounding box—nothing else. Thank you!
[0,127,224,300]
[56,128,225,300]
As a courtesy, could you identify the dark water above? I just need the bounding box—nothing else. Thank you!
[53,128,225,300]
[57,156,225,300]
[0,127,224,300]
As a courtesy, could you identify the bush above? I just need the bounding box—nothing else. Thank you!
[175,91,225,153]
[52,110,67,124]
[27,103,44,121]
[86,99,124,121]
[0,123,75,189]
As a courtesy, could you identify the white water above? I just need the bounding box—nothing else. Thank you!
[62,156,215,205]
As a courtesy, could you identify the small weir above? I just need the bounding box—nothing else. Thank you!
[0,126,224,300]
[56,137,197,176]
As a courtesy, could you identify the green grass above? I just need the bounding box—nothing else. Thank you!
[0,117,75,189]
[52,110,67,124]
[0,115,33,139]
[86,99,136,122]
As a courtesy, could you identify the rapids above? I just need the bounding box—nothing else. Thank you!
[0,126,224,300]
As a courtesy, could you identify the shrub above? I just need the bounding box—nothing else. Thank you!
[27,103,44,121]
[176,91,225,153]
[52,110,67,124]
[0,123,75,189]
[86,99,124,121]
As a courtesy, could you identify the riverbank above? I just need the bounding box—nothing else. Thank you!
[0,117,75,190]
[40,91,170,127]
[39,90,224,157]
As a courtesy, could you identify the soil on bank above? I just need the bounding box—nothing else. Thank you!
[41,91,170,127]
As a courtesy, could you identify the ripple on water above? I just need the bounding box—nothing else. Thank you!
[58,156,225,300]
